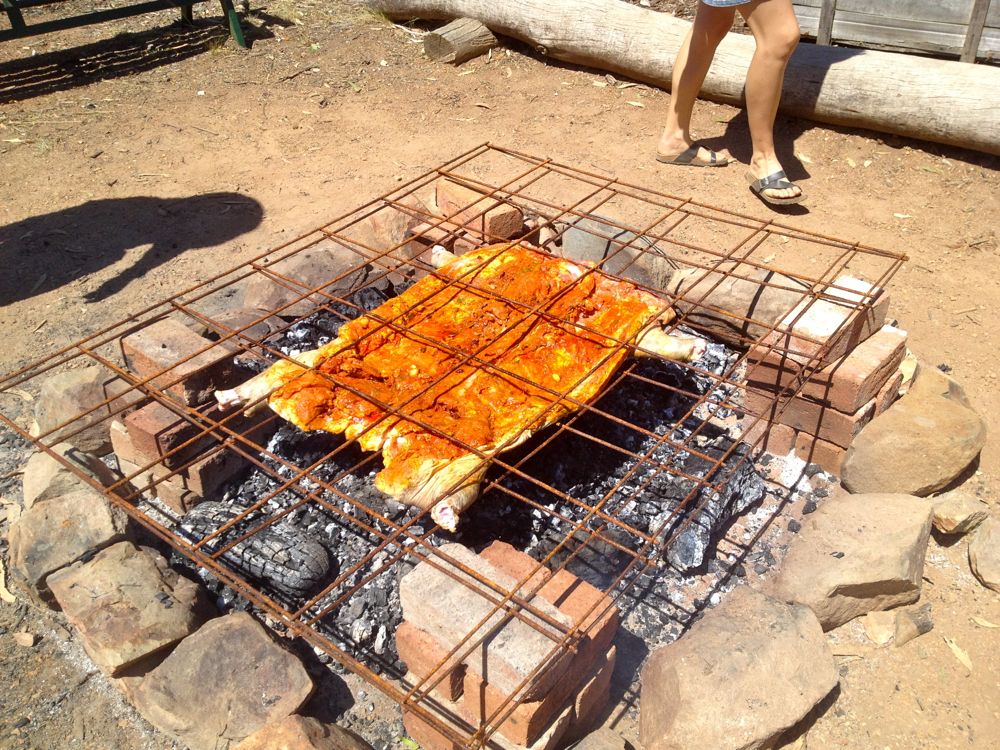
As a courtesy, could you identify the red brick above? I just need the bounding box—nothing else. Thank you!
[122,401,271,470]
[121,318,238,405]
[402,708,461,750]
[436,179,524,241]
[566,646,617,744]
[116,455,198,513]
[479,541,553,591]
[744,389,875,449]
[538,571,618,666]
[460,642,616,748]
[757,276,890,367]
[398,543,574,703]
[739,420,796,457]
[793,432,846,475]
[875,371,904,415]
[397,621,467,702]
[747,324,907,413]
[481,542,619,665]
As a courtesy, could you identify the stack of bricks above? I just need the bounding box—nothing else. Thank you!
[741,276,907,475]
[113,317,273,512]
[397,542,618,750]
[405,179,526,259]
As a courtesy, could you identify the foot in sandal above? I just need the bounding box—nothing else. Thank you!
[747,157,803,205]
[656,137,732,168]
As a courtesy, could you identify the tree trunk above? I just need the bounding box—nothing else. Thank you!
[424,16,497,63]
[366,0,1000,155]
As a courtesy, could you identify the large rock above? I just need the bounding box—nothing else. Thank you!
[132,612,313,750]
[931,488,989,535]
[47,542,212,676]
[21,442,121,508]
[841,365,987,496]
[233,715,372,750]
[968,516,1000,592]
[639,587,837,750]
[567,728,630,750]
[768,492,933,629]
[34,366,138,454]
[7,488,130,596]
[557,215,678,290]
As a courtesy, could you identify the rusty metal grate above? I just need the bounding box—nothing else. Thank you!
[0,144,907,748]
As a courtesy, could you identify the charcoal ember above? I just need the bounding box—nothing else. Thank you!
[178,502,332,597]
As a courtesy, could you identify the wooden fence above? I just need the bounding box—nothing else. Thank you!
[794,0,998,62]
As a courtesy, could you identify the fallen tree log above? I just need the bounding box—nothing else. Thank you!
[366,0,1000,156]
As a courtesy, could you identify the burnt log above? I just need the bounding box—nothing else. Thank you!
[366,0,1000,155]
[424,16,497,63]
[179,502,331,597]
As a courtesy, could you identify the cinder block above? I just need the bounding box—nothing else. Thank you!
[121,318,238,405]
[747,324,907,413]
[398,622,466,702]
[757,276,890,367]
[436,179,524,240]
[744,389,875,450]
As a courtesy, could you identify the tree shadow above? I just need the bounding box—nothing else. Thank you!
[0,192,263,306]
[0,14,287,104]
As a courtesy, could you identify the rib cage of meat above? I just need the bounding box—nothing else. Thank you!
[216,243,705,530]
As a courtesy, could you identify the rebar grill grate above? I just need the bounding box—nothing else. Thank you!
[0,144,907,749]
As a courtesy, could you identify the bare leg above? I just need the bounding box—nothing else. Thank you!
[739,0,802,200]
[658,3,736,164]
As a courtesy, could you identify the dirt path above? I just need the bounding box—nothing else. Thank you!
[1,2,998,749]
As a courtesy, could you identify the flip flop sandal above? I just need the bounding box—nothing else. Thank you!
[656,143,731,168]
[748,170,804,205]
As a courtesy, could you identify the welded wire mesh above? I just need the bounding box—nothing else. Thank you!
[0,144,906,749]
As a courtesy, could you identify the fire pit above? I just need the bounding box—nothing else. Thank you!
[0,144,907,749]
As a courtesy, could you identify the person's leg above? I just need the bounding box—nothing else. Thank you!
[657,3,737,164]
[738,0,801,199]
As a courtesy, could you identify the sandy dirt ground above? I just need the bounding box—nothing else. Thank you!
[1,1,999,749]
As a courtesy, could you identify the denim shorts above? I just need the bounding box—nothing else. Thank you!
[702,0,752,6]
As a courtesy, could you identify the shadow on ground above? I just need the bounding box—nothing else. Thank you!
[0,14,289,104]
[0,192,263,306]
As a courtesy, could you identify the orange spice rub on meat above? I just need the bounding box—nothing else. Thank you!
[217,243,705,530]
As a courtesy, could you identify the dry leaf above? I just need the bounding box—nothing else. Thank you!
[893,213,912,219]
[971,616,1000,629]
[13,631,35,648]
[617,82,638,89]
[592,81,608,87]
[795,152,813,164]
[458,70,475,76]
[625,101,645,108]
[944,637,972,672]
[863,159,873,167]
[473,102,492,109]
